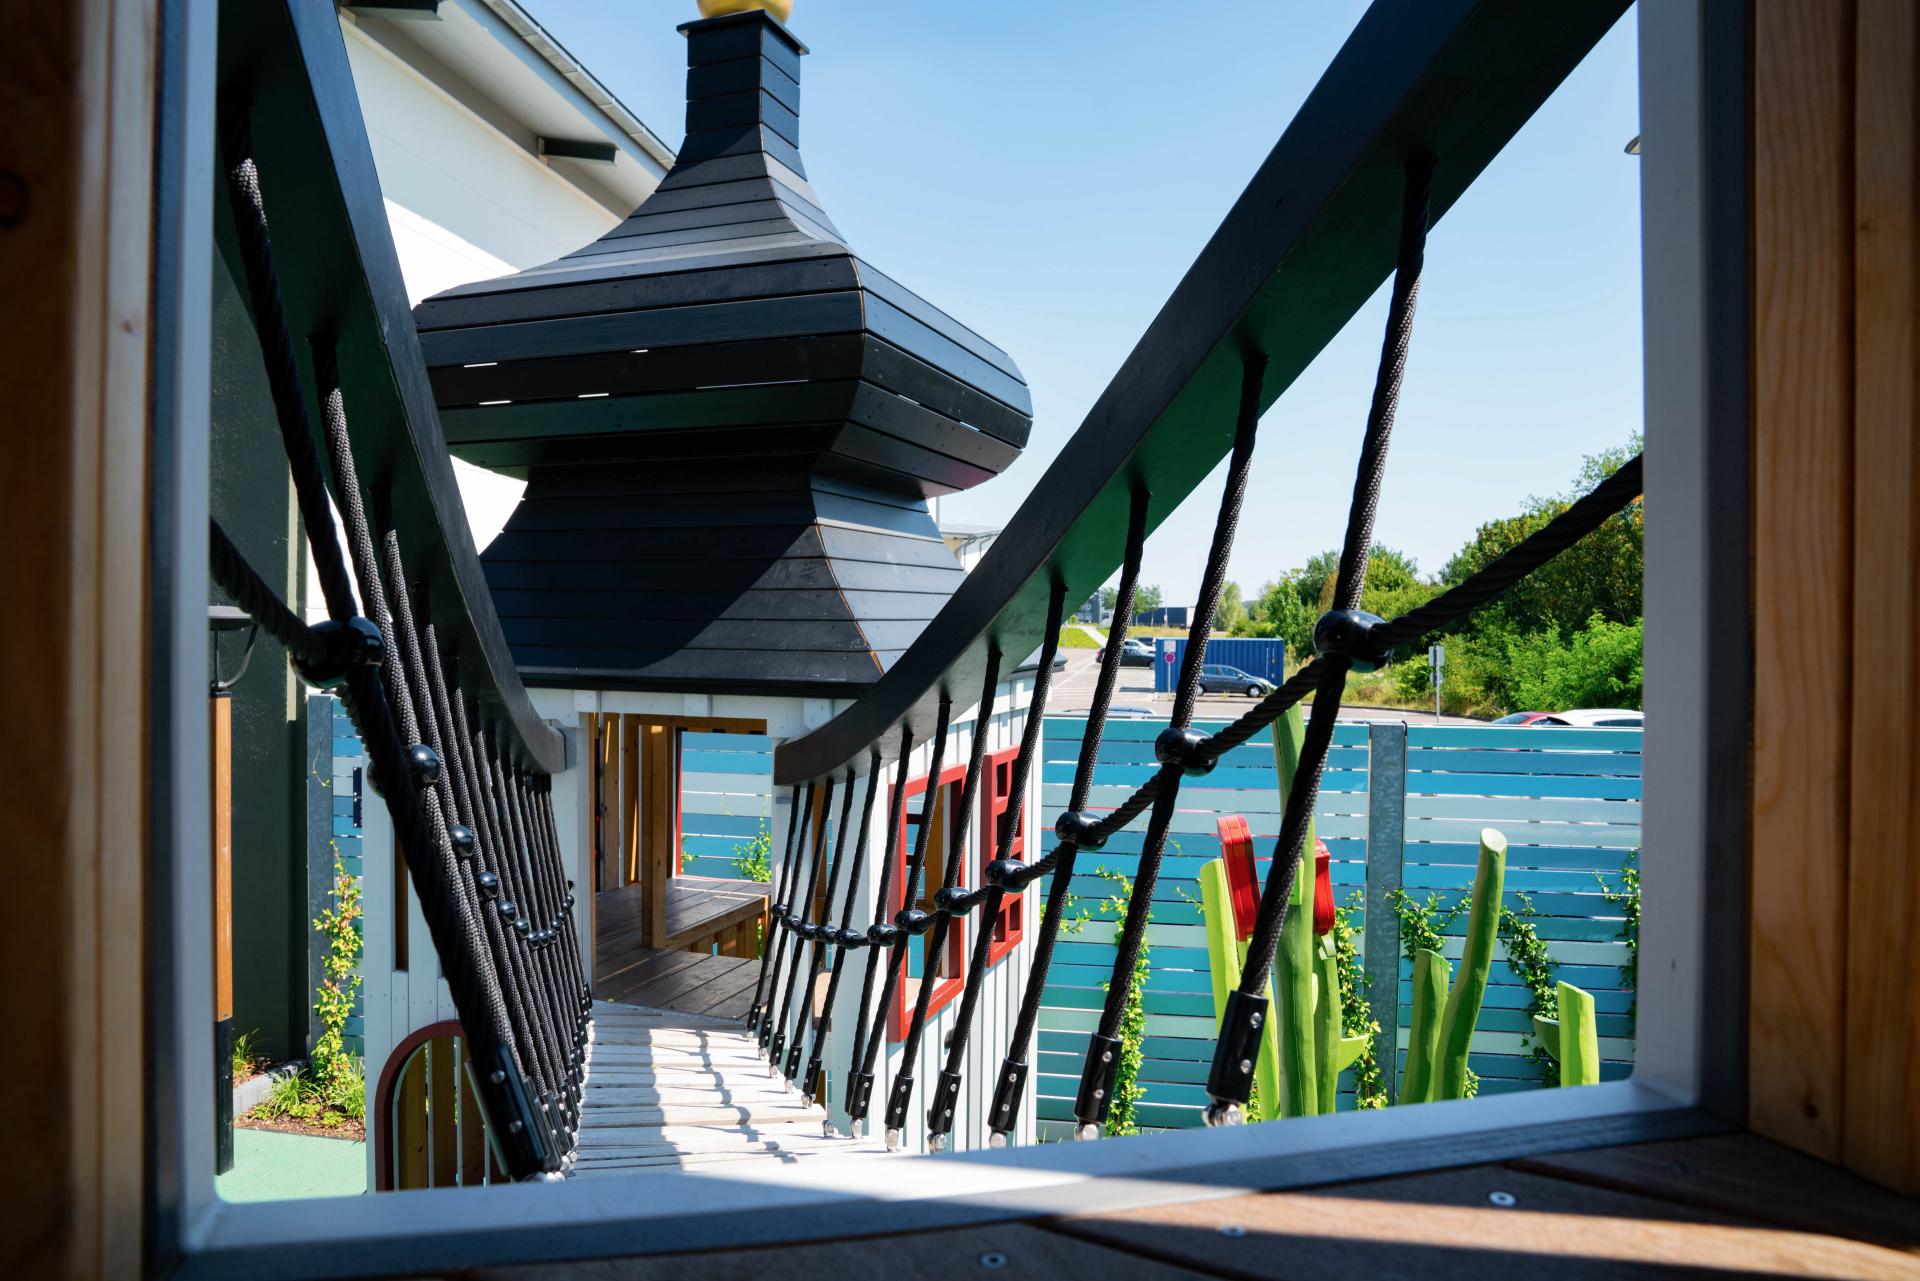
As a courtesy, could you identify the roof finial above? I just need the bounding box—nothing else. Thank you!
[697,0,793,21]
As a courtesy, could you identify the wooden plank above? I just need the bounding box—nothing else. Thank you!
[1845,0,1920,1197]
[429,1037,456,1189]
[4,0,156,1269]
[469,1221,1209,1279]
[622,714,642,887]
[1512,1135,1920,1254]
[458,1041,487,1188]
[1750,0,1856,1163]
[644,723,673,947]
[1049,1162,1918,1280]
[396,1051,428,1191]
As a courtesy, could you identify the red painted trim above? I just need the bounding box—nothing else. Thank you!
[887,761,969,1041]
[371,1019,465,1192]
[981,747,1026,967]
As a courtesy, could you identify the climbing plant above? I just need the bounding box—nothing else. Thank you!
[1333,891,1387,1109]
[1498,894,1560,1081]
[1085,867,1149,1136]
[1597,849,1641,1025]
[311,846,365,1116]
[730,820,773,882]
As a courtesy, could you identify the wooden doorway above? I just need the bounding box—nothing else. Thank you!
[584,713,772,981]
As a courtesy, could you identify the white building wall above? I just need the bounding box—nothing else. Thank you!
[802,675,1043,1154]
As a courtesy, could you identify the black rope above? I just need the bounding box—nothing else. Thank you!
[840,733,917,1123]
[1206,156,1432,1121]
[883,653,1002,1145]
[208,104,559,1177]
[926,582,1067,1148]
[846,697,952,1129]
[803,750,884,1111]
[768,777,835,1064]
[785,770,860,1083]
[218,105,357,624]
[748,783,811,1032]
[1072,351,1267,1136]
[990,493,1150,1142]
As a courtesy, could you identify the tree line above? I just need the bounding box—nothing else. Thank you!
[1213,438,1644,717]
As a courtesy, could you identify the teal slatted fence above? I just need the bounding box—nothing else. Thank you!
[678,730,775,882]
[1034,716,1641,1138]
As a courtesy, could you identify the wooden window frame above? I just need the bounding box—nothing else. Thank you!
[886,761,970,1041]
[980,746,1026,967]
[141,2,1771,1273]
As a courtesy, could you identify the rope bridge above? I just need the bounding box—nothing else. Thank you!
[207,95,587,1182]
[749,151,1646,1147]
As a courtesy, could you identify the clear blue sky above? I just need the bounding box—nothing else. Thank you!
[528,1,1642,604]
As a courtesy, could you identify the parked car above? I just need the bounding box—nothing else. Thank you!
[1118,638,1155,667]
[1108,704,1156,718]
[1492,711,1555,726]
[1529,708,1644,728]
[1197,663,1272,697]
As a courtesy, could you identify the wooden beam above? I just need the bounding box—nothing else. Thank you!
[1750,0,1854,1163]
[1845,0,1920,1195]
[1,0,158,1272]
[642,723,674,947]
[622,712,642,884]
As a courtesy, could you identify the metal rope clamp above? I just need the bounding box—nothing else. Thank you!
[926,1068,964,1150]
[1154,726,1217,777]
[866,921,900,946]
[1311,609,1392,671]
[1054,810,1107,850]
[933,886,979,916]
[293,615,383,690]
[895,908,935,937]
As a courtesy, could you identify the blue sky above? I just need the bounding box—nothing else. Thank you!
[529,1,1642,604]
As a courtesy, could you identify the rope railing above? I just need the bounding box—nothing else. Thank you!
[769,775,838,1070]
[206,95,583,1181]
[756,202,1643,1151]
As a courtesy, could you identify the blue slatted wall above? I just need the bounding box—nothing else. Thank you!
[1034,717,1641,1137]
[679,730,776,881]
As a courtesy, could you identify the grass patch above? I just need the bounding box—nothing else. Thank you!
[1057,626,1101,649]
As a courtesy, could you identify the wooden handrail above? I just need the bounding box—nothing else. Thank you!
[772,0,1627,786]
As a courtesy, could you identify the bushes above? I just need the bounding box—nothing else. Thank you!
[1499,614,1643,711]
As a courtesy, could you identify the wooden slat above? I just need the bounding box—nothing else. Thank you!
[3,0,156,1271]
[622,713,642,887]
[1845,0,1920,1196]
[1049,1162,1917,1281]
[396,1050,428,1191]
[429,1038,457,1189]
[1512,1135,1920,1254]
[1749,0,1856,1163]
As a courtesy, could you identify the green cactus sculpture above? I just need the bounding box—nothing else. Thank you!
[1400,947,1450,1104]
[1432,828,1507,1102]
[1271,706,1319,1117]
[1533,979,1601,1087]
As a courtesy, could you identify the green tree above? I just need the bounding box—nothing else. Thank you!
[1134,583,1165,617]
[1438,438,1642,638]
[1216,580,1248,633]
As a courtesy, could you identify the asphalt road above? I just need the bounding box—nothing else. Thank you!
[1047,649,1485,725]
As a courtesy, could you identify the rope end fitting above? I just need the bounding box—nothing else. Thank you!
[295,615,382,690]
[926,1068,962,1141]
[1154,726,1217,777]
[1312,609,1392,672]
[1074,1032,1123,1128]
[1206,988,1268,1105]
[988,1057,1028,1138]
[845,1069,875,1121]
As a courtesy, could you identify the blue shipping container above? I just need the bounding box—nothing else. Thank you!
[1152,637,1288,692]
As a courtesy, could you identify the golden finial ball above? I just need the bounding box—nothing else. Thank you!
[698,0,793,22]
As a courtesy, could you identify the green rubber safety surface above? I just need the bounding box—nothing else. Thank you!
[215,1128,367,1202]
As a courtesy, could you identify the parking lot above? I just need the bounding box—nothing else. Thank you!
[1047,648,1484,724]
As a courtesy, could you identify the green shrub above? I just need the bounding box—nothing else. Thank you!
[731,822,773,881]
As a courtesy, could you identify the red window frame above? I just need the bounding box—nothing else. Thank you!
[980,746,1027,966]
[886,760,970,1041]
